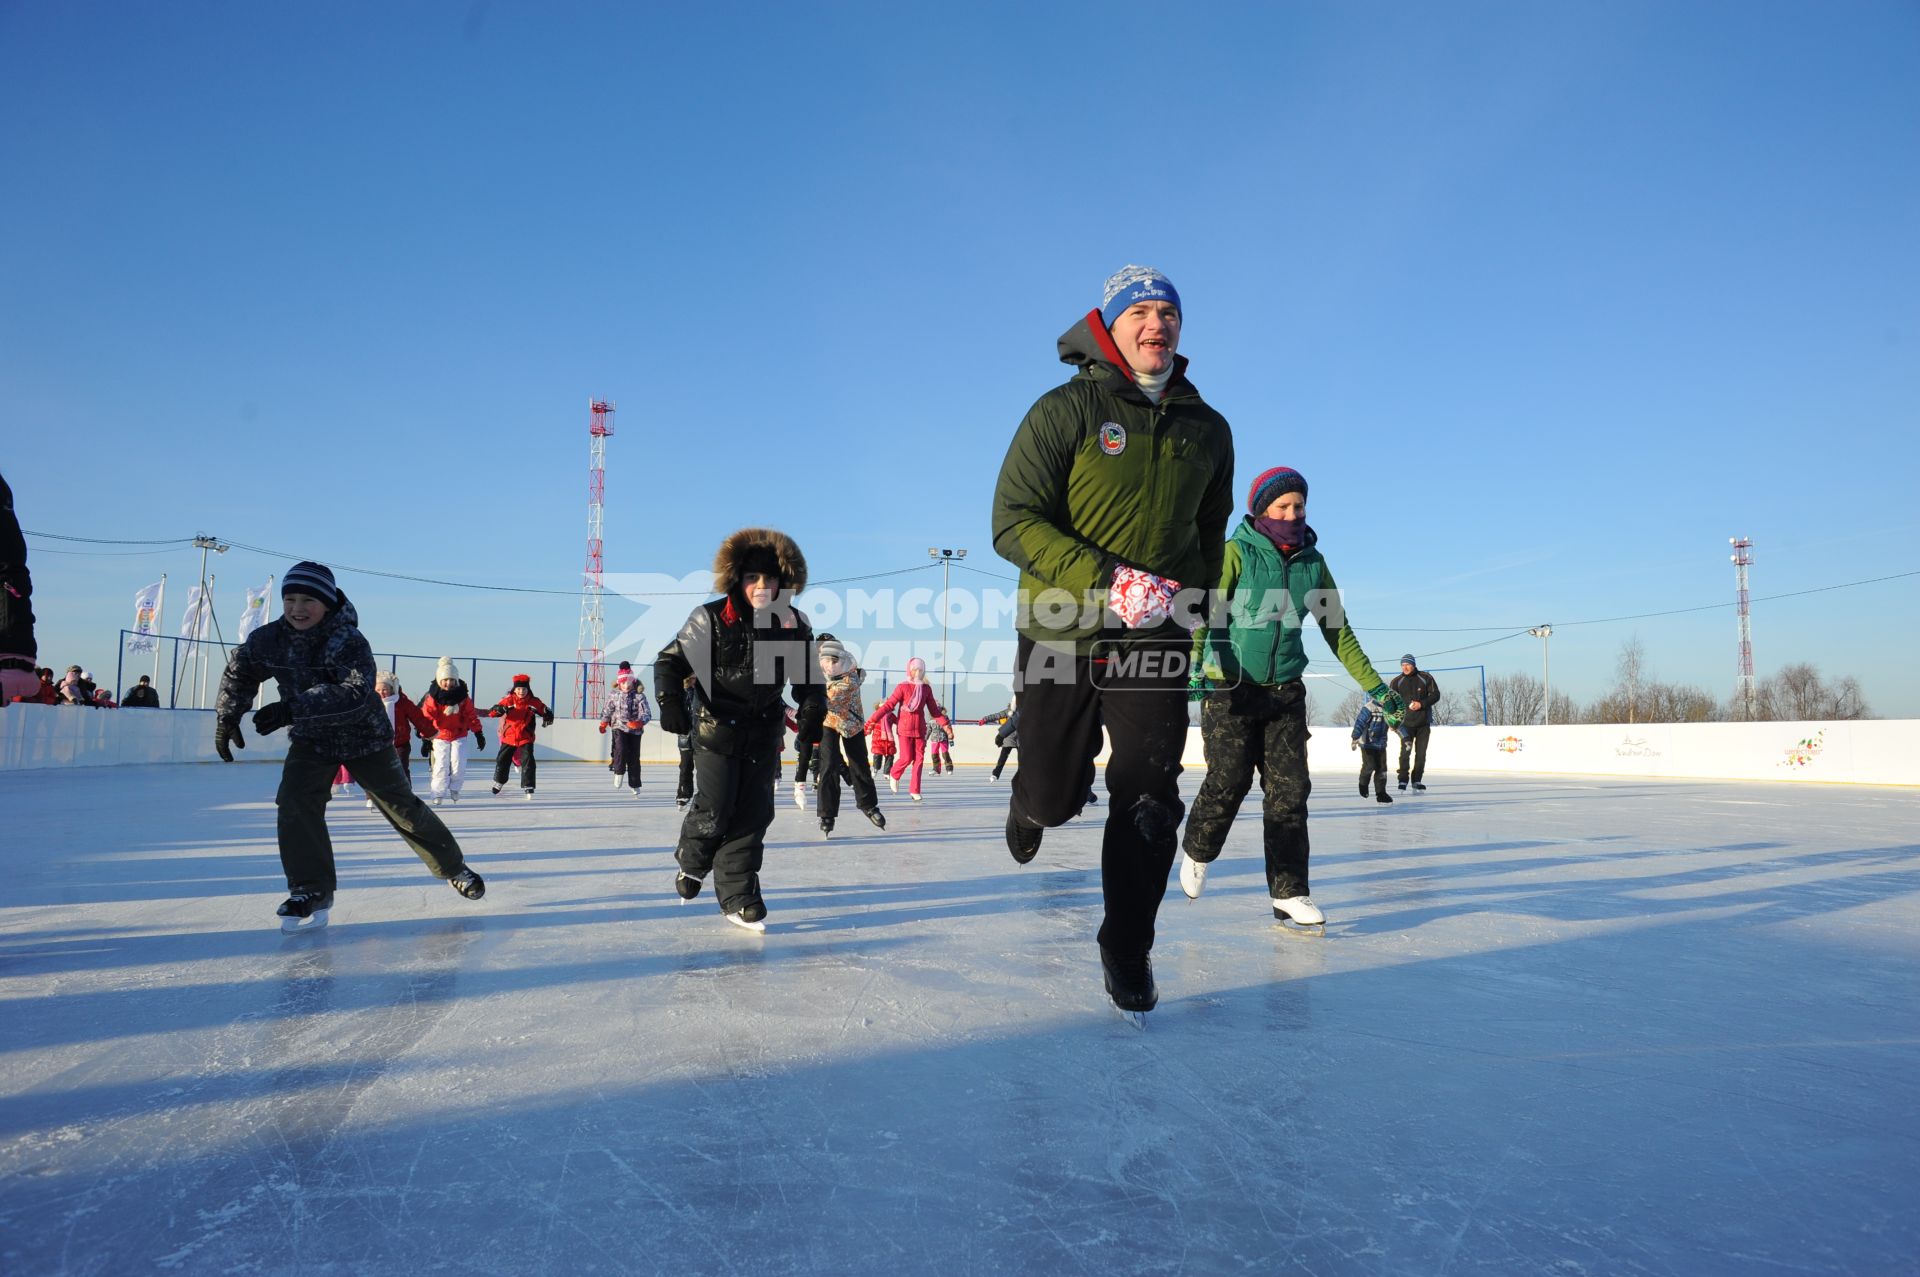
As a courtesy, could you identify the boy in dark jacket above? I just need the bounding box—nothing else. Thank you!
[654,528,823,932]
[214,562,484,930]
[1350,697,1396,804]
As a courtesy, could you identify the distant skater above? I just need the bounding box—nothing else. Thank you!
[420,658,485,805]
[869,657,944,802]
[1350,695,1396,805]
[812,634,886,837]
[599,661,652,796]
[212,562,484,930]
[1390,655,1441,791]
[487,674,555,799]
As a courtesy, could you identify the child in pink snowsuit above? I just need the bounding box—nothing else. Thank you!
[869,657,945,800]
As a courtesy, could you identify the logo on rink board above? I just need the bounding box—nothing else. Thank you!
[1495,736,1524,753]
[1780,729,1826,769]
[1615,736,1661,758]
[1098,423,1127,455]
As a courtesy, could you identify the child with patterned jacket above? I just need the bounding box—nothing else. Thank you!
[487,673,555,798]
[926,714,954,775]
[420,656,486,804]
[812,633,886,837]
[212,562,484,930]
[599,661,652,795]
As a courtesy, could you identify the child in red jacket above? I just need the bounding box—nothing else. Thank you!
[420,656,486,804]
[866,709,897,779]
[487,673,555,799]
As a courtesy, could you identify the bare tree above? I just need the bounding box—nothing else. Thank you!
[1586,637,1717,723]
[1754,663,1871,721]
[1486,672,1543,726]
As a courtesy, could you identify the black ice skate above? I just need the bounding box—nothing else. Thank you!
[1412,782,1426,791]
[863,807,886,830]
[1100,945,1157,1028]
[1006,811,1043,865]
[820,817,834,838]
[675,870,703,902]
[724,899,768,933]
[277,890,333,933]
[450,869,486,900]
[1376,791,1393,804]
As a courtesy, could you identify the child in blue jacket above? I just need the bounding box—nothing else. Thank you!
[1350,698,1396,804]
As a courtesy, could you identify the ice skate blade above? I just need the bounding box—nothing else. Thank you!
[280,909,329,933]
[1273,918,1326,938]
[723,912,767,934]
[1110,1003,1147,1030]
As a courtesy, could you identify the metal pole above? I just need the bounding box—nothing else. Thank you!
[115,631,126,705]
[1479,664,1488,726]
[1528,626,1553,726]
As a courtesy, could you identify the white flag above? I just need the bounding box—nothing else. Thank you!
[129,580,165,654]
[237,577,273,641]
[178,586,212,641]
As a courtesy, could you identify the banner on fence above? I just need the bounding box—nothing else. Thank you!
[129,579,165,653]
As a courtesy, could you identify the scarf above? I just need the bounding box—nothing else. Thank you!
[1253,516,1307,554]
[1133,362,1172,403]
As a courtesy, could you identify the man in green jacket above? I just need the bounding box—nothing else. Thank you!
[990,265,1234,1022]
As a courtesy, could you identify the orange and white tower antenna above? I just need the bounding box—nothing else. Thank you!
[1730,537,1755,720]
[574,399,615,718]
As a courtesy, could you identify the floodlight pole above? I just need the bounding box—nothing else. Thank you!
[1527,625,1553,725]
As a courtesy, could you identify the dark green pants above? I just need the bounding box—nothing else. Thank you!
[277,740,468,896]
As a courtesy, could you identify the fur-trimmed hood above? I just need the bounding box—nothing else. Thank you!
[712,527,807,596]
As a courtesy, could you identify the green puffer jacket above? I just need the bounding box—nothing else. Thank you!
[1196,519,1386,692]
[991,311,1235,651]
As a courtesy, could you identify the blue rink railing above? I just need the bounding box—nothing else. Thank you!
[115,631,1486,725]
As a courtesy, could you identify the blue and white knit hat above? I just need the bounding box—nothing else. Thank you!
[281,561,340,608]
[1101,265,1181,329]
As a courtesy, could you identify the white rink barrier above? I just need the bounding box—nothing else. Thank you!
[2,704,1913,786]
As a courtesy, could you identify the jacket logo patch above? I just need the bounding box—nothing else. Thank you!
[1098,423,1127,456]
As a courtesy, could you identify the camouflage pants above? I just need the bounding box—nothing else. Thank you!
[1182,680,1312,900]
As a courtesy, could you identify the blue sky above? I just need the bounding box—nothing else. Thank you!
[4,1,1916,716]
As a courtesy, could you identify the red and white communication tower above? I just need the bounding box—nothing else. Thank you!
[1730,536,1755,720]
[574,400,615,719]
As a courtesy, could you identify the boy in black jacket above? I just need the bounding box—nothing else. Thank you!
[214,562,485,930]
[654,529,823,932]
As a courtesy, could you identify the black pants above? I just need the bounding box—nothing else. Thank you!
[278,740,467,896]
[609,728,643,788]
[1010,630,1189,957]
[793,736,818,785]
[1397,722,1431,783]
[1358,745,1388,797]
[492,741,537,790]
[676,742,778,915]
[817,730,879,822]
[992,745,1016,778]
[1183,681,1312,900]
[396,744,413,785]
[677,737,695,802]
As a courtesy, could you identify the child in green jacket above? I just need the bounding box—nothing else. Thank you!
[1178,467,1402,930]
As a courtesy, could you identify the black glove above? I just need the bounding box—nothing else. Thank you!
[541,711,555,728]
[488,705,504,717]
[658,700,691,736]
[252,701,293,735]
[421,736,434,758]
[474,730,486,750]
[214,719,245,762]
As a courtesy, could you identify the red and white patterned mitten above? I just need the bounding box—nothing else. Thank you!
[1108,565,1182,628]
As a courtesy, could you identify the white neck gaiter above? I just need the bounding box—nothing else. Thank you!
[1133,363,1173,403]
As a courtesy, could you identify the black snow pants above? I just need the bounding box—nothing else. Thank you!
[493,740,537,791]
[816,730,879,824]
[609,728,644,789]
[676,741,779,915]
[1358,746,1388,797]
[279,740,468,897]
[1009,630,1189,958]
[676,735,695,803]
[1397,722,1431,784]
[1182,680,1312,900]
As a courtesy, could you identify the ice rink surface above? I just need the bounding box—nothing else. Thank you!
[2,760,1917,1276]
